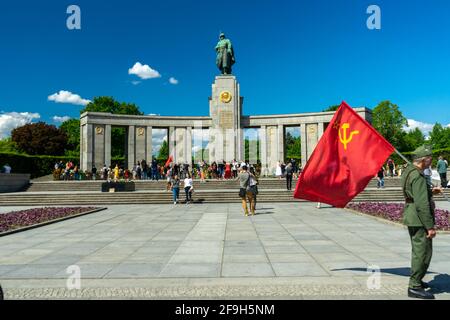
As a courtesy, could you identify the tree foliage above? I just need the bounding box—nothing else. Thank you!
[285,132,301,161]
[429,123,450,149]
[323,105,340,112]
[11,122,68,156]
[371,100,408,150]
[60,118,80,152]
[401,127,425,152]
[0,137,21,153]
[81,96,143,115]
[156,140,169,161]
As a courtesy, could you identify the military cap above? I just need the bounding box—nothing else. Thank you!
[412,145,433,159]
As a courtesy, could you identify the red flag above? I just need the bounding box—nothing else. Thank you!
[293,101,394,208]
[165,155,173,168]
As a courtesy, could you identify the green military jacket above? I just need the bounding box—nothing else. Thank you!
[401,164,435,230]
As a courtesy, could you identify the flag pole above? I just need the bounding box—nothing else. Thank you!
[394,148,411,165]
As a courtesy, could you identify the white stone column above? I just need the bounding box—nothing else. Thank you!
[277,124,284,163]
[127,126,135,170]
[105,124,111,167]
[260,125,268,176]
[83,124,93,171]
[300,124,307,168]
[238,128,245,161]
[209,128,216,163]
[317,122,324,139]
[135,127,146,163]
[186,127,192,165]
[175,127,186,163]
[146,126,153,160]
[93,124,106,169]
[306,123,319,161]
[169,126,175,162]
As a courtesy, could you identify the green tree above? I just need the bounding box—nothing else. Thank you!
[81,96,143,157]
[244,139,260,162]
[429,123,450,149]
[60,118,80,153]
[11,122,68,155]
[285,132,301,161]
[0,137,21,153]
[402,127,425,152]
[156,140,169,161]
[323,104,340,112]
[371,100,408,150]
[81,96,143,115]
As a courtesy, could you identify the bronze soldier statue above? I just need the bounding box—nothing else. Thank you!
[215,33,235,75]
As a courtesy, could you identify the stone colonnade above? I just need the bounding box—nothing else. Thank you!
[80,108,372,175]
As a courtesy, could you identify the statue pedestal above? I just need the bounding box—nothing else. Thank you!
[209,75,243,163]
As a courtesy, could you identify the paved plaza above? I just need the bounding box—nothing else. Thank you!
[1,203,449,299]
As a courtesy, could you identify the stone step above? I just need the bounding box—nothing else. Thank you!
[24,178,403,192]
[1,188,448,206]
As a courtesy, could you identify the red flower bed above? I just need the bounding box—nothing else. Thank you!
[0,207,98,233]
[347,202,450,231]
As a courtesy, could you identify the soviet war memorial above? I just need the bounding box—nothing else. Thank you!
[1,1,450,312]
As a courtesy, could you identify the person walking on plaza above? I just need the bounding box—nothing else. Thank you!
[437,156,448,188]
[151,158,158,181]
[232,159,238,178]
[275,161,282,179]
[91,164,97,180]
[224,161,232,179]
[376,166,385,189]
[170,174,181,204]
[387,158,395,177]
[249,167,258,210]
[401,145,443,300]
[166,166,173,191]
[238,165,255,216]
[183,174,194,204]
[285,162,293,190]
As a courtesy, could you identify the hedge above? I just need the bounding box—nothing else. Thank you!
[0,152,78,179]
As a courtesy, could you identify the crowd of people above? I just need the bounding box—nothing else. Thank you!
[53,158,269,182]
[376,156,449,189]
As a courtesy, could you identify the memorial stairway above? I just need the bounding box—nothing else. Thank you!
[0,178,449,206]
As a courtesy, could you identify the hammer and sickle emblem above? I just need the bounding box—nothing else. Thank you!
[338,123,359,150]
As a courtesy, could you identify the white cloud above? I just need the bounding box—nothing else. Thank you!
[169,77,179,85]
[0,112,40,139]
[131,81,141,85]
[404,119,435,136]
[52,116,71,123]
[48,90,91,106]
[128,62,161,80]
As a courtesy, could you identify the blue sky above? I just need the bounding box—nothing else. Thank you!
[1,0,450,139]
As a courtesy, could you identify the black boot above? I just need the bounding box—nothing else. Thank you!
[408,287,435,299]
[421,281,430,289]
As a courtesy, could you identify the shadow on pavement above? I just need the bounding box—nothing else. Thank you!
[429,274,450,294]
[253,211,274,215]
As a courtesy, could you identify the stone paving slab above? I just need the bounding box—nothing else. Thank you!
[0,203,449,299]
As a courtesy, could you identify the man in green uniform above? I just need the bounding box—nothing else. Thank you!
[401,145,442,299]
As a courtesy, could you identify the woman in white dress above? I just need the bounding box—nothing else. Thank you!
[275,161,282,179]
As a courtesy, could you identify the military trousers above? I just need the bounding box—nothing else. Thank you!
[408,227,433,288]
